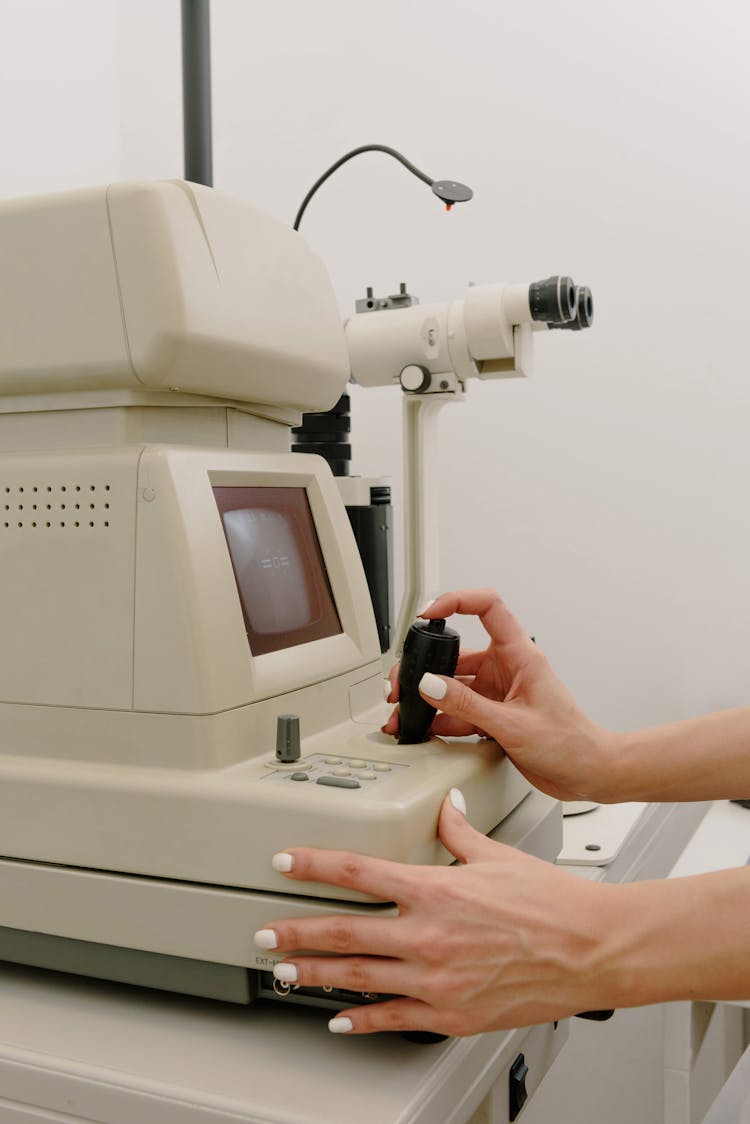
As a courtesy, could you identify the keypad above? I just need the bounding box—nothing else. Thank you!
[264,752,405,789]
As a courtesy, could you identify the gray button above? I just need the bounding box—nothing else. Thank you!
[317,775,361,790]
[290,772,309,781]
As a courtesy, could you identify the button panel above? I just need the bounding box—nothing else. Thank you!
[264,753,407,789]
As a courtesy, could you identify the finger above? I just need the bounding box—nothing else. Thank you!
[419,672,504,737]
[381,706,399,735]
[438,793,508,864]
[271,847,417,902]
[385,667,473,707]
[426,590,531,649]
[273,955,416,998]
[430,713,480,737]
[257,915,408,958]
[455,650,486,676]
[328,998,444,1036]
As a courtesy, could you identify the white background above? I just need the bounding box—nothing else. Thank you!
[3,0,749,735]
[121,0,750,736]
[2,1,750,1119]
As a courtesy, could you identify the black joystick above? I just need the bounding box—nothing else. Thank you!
[398,619,460,745]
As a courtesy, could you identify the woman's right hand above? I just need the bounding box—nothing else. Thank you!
[383,589,622,803]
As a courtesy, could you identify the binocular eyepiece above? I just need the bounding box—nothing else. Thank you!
[528,276,593,330]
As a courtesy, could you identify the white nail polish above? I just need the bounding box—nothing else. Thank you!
[272,852,294,873]
[449,787,467,816]
[383,678,393,702]
[273,963,298,983]
[417,599,435,617]
[253,929,278,950]
[420,671,447,700]
[329,1016,354,1034]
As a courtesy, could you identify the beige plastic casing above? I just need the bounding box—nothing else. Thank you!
[0,181,532,913]
[0,180,349,413]
[0,444,529,901]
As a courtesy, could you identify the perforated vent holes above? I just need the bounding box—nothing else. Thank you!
[2,482,113,530]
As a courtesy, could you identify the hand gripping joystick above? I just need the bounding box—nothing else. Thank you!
[398,619,460,744]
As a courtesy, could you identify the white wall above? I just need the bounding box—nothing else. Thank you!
[4,0,749,729]
[0,0,120,196]
[117,0,750,737]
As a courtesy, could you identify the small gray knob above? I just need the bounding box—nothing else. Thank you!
[276,714,301,763]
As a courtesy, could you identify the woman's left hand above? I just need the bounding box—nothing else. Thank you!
[255,794,618,1036]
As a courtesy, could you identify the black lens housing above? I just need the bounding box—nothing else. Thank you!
[528,275,578,325]
[548,286,594,331]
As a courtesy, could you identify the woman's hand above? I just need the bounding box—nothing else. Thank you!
[383,589,621,804]
[255,794,618,1036]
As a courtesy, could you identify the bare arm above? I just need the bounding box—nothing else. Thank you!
[608,710,750,803]
[603,864,750,1008]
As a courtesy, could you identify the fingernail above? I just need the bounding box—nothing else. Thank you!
[272,852,294,873]
[417,600,435,617]
[273,963,298,983]
[329,1016,354,1034]
[449,787,467,816]
[254,929,279,950]
[420,671,447,700]
[383,678,393,702]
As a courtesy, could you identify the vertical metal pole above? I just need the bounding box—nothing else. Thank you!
[181,0,213,186]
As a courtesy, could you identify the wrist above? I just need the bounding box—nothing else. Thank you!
[583,872,750,1011]
[579,726,629,804]
[553,879,636,1015]
[564,880,670,1013]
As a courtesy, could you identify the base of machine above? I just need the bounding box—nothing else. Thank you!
[0,789,561,1006]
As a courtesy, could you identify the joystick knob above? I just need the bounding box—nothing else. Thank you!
[398,619,460,744]
[276,714,301,763]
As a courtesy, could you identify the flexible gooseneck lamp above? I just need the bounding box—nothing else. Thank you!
[293,144,474,230]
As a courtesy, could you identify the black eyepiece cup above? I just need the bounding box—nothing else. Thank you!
[528,276,578,325]
[547,285,594,331]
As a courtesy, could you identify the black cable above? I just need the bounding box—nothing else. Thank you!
[293,144,472,230]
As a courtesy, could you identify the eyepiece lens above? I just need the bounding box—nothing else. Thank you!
[528,275,577,325]
[566,281,577,319]
[542,283,594,331]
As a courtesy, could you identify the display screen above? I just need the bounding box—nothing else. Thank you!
[213,487,342,656]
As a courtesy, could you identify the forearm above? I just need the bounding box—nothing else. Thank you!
[593,867,750,1009]
[596,707,750,803]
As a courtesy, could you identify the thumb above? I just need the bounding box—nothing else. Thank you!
[419,671,502,736]
[438,791,504,863]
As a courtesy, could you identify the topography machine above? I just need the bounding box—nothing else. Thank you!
[0,179,591,1011]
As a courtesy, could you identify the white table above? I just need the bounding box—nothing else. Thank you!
[0,964,570,1124]
[664,801,750,1124]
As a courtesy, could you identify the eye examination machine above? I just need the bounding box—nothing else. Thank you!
[0,178,592,1013]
